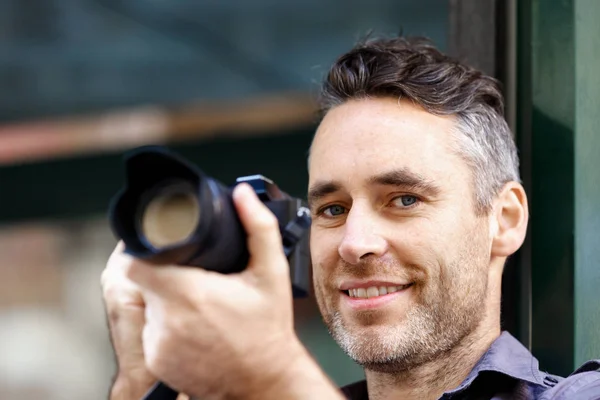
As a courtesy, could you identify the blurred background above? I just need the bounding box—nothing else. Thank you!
[0,0,598,399]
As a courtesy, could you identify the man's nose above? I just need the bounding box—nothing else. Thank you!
[337,207,388,265]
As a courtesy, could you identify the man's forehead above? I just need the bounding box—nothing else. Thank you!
[308,99,468,191]
[310,99,456,159]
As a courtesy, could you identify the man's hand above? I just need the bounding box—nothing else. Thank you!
[101,242,156,400]
[121,183,343,400]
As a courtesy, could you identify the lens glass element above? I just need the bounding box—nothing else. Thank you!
[141,187,200,249]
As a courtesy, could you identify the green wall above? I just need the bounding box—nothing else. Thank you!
[520,0,600,375]
[574,0,600,368]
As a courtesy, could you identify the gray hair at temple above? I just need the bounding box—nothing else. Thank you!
[315,36,520,215]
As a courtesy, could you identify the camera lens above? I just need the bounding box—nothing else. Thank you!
[138,181,201,250]
[110,147,249,272]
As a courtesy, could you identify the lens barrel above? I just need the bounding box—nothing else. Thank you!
[109,146,249,273]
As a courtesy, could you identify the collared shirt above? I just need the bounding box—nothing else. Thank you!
[341,331,600,399]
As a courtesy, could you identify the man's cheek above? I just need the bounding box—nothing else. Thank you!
[312,263,332,295]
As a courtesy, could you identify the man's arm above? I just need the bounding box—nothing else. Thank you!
[248,342,347,400]
[103,183,344,400]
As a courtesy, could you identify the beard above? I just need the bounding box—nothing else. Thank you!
[314,229,490,374]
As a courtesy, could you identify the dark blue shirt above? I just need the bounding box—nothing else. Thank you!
[341,331,600,399]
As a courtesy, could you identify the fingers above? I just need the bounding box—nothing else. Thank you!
[121,248,219,300]
[102,242,145,311]
[101,241,125,289]
[104,240,193,298]
[120,183,290,295]
[101,242,156,392]
[232,183,289,280]
[123,258,197,299]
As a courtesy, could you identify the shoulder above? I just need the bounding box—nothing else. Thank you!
[543,360,600,400]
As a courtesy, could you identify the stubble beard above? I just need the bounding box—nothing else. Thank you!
[317,242,490,374]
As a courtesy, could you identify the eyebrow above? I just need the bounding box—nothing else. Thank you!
[368,169,441,196]
[307,181,341,208]
[307,168,440,207]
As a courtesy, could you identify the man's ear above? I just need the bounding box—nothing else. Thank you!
[490,182,529,257]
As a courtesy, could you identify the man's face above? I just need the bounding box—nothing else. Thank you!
[308,98,493,372]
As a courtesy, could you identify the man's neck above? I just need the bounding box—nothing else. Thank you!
[364,323,500,400]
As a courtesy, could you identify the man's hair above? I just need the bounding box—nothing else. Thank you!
[318,36,520,215]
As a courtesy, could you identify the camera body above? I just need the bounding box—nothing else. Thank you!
[108,146,311,297]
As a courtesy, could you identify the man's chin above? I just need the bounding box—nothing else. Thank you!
[333,325,404,360]
[347,337,436,374]
[330,319,436,371]
[344,336,418,374]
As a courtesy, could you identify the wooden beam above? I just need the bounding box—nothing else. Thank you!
[0,92,318,165]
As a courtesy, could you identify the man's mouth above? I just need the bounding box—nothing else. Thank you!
[345,284,413,299]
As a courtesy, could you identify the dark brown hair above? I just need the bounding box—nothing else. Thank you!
[317,36,520,214]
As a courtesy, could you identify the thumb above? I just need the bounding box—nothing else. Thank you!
[232,183,289,280]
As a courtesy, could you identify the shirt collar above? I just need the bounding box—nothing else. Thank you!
[446,331,545,395]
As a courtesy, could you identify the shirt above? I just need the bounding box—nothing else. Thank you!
[341,331,600,399]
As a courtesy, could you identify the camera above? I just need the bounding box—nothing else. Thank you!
[108,145,311,298]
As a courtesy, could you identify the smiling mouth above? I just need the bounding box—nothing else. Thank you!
[345,284,413,299]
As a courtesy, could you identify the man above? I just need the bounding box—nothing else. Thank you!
[101,37,600,400]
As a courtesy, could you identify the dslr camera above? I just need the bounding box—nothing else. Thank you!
[108,145,312,298]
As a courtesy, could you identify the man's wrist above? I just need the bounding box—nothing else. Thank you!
[110,372,156,400]
[243,338,345,400]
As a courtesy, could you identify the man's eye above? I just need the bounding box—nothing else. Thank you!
[392,195,419,208]
[322,204,347,217]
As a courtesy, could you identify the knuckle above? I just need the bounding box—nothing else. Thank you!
[101,286,128,321]
[105,302,123,323]
[101,282,118,300]
[101,270,123,299]
[102,255,134,290]
[100,267,111,288]
[123,259,140,282]
[101,264,133,297]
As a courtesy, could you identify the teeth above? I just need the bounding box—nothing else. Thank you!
[347,284,409,298]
